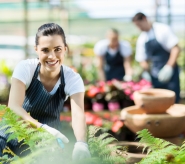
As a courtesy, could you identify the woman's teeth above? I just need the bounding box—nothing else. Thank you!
[47,61,57,64]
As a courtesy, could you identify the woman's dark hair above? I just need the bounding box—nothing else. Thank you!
[132,12,147,22]
[35,23,67,46]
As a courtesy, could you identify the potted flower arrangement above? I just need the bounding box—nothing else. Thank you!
[85,79,152,111]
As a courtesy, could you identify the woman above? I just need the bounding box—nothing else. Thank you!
[0,23,91,160]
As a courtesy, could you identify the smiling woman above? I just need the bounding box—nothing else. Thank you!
[0,23,91,160]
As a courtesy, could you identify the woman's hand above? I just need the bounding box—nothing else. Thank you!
[72,142,91,160]
[41,124,69,143]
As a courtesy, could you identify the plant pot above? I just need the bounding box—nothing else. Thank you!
[121,104,185,138]
[133,88,175,114]
[109,141,147,164]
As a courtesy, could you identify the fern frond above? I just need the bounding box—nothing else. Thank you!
[137,129,179,154]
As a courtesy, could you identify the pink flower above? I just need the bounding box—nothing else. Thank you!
[103,113,111,119]
[87,86,100,98]
[93,117,103,126]
[111,115,120,122]
[124,88,132,95]
[112,121,124,133]
[132,84,141,91]
[92,102,104,112]
[108,102,120,111]
[85,112,98,124]
[122,83,128,89]
[129,94,134,100]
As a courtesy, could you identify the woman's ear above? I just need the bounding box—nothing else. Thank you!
[34,46,37,52]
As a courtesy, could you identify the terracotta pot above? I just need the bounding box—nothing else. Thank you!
[133,88,175,114]
[109,141,147,164]
[121,104,185,138]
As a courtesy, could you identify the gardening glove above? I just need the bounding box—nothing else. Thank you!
[123,74,132,82]
[158,65,173,83]
[141,71,152,82]
[72,141,91,160]
[41,124,69,143]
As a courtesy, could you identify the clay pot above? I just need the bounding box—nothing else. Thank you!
[109,141,147,164]
[121,104,185,138]
[133,88,175,114]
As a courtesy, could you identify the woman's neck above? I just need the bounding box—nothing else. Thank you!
[39,67,60,82]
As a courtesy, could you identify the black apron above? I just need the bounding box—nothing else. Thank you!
[145,29,180,103]
[0,64,66,156]
[104,46,125,81]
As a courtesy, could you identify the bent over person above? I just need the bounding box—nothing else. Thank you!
[0,23,91,160]
[132,12,181,103]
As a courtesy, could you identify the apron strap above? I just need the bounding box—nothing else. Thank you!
[60,65,65,87]
[32,63,40,79]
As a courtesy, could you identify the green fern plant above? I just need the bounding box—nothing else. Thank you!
[87,126,127,164]
[0,105,127,164]
[136,129,185,164]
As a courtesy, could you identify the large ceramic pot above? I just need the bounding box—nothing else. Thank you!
[133,88,175,114]
[109,141,147,164]
[121,104,185,138]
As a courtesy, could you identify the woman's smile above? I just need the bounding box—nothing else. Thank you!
[46,60,59,67]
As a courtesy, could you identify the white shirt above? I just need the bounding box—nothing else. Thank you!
[94,39,132,57]
[135,22,179,62]
[12,59,85,100]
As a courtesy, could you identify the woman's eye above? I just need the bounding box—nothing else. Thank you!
[55,48,61,52]
[42,49,49,53]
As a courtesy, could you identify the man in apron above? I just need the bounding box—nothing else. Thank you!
[94,28,133,81]
[132,12,181,103]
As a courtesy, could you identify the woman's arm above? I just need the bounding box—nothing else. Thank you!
[8,78,42,128]
[70,92,86,142]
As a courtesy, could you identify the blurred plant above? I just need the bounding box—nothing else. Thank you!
[137,129,185,164]
[77,58,98,84]
[0,74,10,103]
[0,105,127,164]
[0,60,13,81]
[0,60,13,103]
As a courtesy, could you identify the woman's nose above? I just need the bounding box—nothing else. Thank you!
[48,51,55,58]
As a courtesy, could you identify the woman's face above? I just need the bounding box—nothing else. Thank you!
[35,34,67,73]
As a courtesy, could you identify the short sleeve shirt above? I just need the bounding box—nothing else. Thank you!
[12,58,85,99]
[135,22,179,62]
[94,39,132,57]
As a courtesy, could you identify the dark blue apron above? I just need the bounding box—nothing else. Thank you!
[104,46,125,81]
[0,64,66,157]
[145,29,180,103]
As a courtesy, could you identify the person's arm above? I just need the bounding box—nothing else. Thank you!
[8,78,42,128]
[97,56,106,81]
[70,92,91,160]
[158,45,181,83]
[8,77,69,143]
[140,60,150,71]
[124,56,133,76]
[70,92,86,141]
[166,45,181,67]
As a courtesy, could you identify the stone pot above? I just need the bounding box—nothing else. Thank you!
[121,104,185,138]
[133,88,175,114]
[109,141,147,164]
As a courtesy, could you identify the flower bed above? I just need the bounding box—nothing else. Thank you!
[85,79,152,111]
